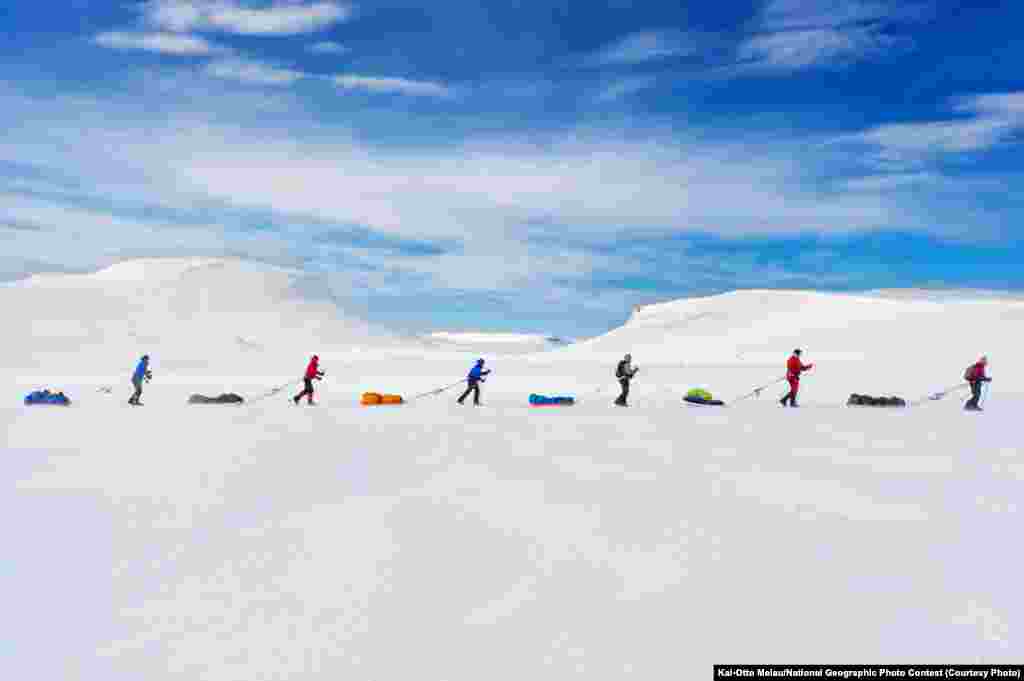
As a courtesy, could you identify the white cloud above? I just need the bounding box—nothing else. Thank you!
[141,127,895,243]
[307,41,349,55]
[94,31,226,56]
[839,92,1024,164]
[736,0,922,72]
[205,58,306,86]
[595,76,657,103]
[758,0,896,30]
[854,119,1010,157]
[0,192,271,278]
[840,172,940,192]
[144,1,351,36]
[968,92,1024,117]
[737,26,903,70]
[331,75,452,98]
[2,81,1011,309]
[586,31,698,67]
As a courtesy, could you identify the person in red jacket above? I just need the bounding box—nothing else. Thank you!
[963,356,991,411]
[293,355,324,405]
[780,349,813,407]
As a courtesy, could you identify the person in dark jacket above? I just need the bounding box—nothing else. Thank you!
[293,355,324,405]
[780,349,813,407]
[129,355,151,405]
[614,353,638,406]
[457,359,490,406]
[964,356,991,411]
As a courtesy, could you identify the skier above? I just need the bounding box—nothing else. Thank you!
[457,359,490,406]
[129,354,152,406]
[293,355,324,405]
[963,355,992,411]
[780,349,813,408]
[614,353,638,407]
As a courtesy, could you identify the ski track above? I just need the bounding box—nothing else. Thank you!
[2,259,1022,678]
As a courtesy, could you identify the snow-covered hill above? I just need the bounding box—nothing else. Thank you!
[2,260,1020,679]
[2,257,396,384]
[555,289,1024,404]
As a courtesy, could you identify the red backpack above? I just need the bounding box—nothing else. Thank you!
[964,364,978,381]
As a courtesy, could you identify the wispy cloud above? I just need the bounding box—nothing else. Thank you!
[759,0,897,31]
[840,172,941,192]
[735,0,923,72]
[1,85,1016,332]
[145,127,896,242]
[144,0,352,36]
[737,26,904,70]
[0,191,271,281]
[307,41,349,55]
[205,58,306,86]
[838,92,1024,165]
[94,31,226,56]
[585,31,698,67]
[0,219,46,233]
[331,75,452,98]
[595,76,657,103]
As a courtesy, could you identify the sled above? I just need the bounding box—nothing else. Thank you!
[683,395,725,407]
[529,394,575,407]
[361,392,404,406]
[24,390,71,406]
[683,388,724,407]
[847,394,907,408]
[188,393,245,405]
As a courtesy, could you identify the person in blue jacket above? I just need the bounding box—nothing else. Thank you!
[129,355,152,406]
[457,359,491,406]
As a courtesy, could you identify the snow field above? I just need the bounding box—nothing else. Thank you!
[2,258,1020,679]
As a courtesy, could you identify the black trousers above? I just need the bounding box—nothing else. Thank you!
[458,381,481,405]
[615,379,630,405]
[294,378,315,403]
[129,378,143,404]
[965,381,983,408]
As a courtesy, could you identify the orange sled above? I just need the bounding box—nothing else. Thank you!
[361,392,404,405]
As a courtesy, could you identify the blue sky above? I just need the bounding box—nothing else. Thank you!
[2,0,1023,335]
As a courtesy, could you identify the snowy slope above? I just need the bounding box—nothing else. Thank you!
[2,261,1020,679]
[1,257,396,391]
[549,290,1024,405]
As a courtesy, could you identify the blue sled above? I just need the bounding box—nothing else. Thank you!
[529,394,575,406]
[24,390,71,406]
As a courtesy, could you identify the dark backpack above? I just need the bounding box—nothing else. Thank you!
[964,364,977,382]
[616,361,628,379]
